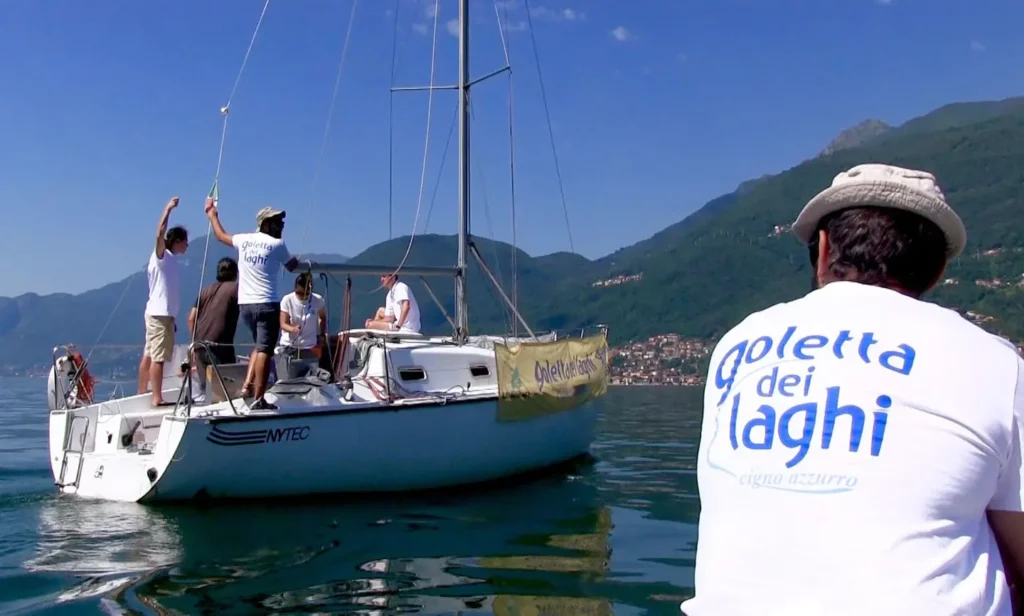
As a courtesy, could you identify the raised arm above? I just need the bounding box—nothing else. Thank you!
[204,197,234,247]
[155,197,179,258]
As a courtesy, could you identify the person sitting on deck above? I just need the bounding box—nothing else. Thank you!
[682,163,1024,616]
[275,272,327,380]
[138,196,188,407]
[188,257,240,403]
[364,274,421,334]
[204,197,298,410]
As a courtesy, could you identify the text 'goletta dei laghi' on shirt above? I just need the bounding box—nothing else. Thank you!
[706,324,913,493]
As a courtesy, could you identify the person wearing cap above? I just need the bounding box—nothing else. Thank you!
[684,163,1024,616]
[205,197,299,410]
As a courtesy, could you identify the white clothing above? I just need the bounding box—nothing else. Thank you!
[231,232,292,305]
[144,250,180,318]
[278,291,325,350]
[385,281,421,333]
[683,281,1024,616]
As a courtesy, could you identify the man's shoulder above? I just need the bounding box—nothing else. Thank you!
[713,282,1019,363]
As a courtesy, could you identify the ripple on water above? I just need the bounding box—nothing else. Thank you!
[0,379,700,614]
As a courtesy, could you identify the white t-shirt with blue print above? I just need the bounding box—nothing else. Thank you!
[683,281,1024,616]
[232,232,292,305]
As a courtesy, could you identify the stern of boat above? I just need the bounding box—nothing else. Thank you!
[47,395,189,502]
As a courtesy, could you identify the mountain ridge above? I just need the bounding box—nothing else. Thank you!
[5,94,1024,373]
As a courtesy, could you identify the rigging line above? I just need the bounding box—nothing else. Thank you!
[85,266,141,364]
[494,0,519,335]
[521,0,575,254]
[492,0,511,67]
[467,97,511,332]
[225,0,272,111]
[298,0,361,254]
[352,99,456,301]
[388,0,400,240]
[423,101,460,233]
[191,0,272,349]
[377,0,441,290]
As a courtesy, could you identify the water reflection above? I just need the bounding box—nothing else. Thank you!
[11,386,699,614]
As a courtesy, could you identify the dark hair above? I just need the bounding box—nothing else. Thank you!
[259,215,284,235]
[216,257,238,282]
[166,225,188,247]
[295,272,313,289]
[809,206,948,295]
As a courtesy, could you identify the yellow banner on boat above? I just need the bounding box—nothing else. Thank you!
[494,332,610,422]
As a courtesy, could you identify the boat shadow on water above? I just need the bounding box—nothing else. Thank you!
[23,455,688,615]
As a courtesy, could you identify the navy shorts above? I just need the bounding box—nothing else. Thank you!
[241,302,281,354]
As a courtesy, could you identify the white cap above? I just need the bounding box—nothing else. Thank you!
[791,163,966,258]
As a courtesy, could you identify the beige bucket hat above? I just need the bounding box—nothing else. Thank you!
[791,163,966,258]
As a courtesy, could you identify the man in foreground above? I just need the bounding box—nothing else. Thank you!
[683,163,1024,616]
[205,197,298,410]
[188,257,240,402]
[138,196,188,406]
[364,273,421,334]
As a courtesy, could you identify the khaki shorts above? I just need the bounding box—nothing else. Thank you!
[144,315,175,363]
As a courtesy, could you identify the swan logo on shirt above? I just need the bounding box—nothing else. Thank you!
[706,326,915,494]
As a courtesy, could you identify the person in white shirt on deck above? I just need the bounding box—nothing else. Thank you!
[683,164,1024,616]
[275,272,327,379]
[137,196,189,407]
[204,198,298,410]
[364,274,421,334]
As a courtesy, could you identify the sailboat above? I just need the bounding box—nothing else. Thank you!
[44,0,610,503]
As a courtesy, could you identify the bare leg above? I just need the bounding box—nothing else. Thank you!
[138,355,151,394]
[149,360,165,405]
[252,351,271,400]
[239,348,258,398]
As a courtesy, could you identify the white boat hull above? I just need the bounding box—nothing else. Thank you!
[50,397,598,502]
[47,331,608,503]
[159,397,596,501]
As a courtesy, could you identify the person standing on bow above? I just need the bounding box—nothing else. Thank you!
[138,196,189,407]
[204,197,298,410]
[275,272,327,380]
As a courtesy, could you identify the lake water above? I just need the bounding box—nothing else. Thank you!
[0,377,701,615]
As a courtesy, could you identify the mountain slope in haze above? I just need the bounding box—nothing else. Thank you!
[535,102,1024,345]
[0,241,347,372]
[6,95,1024,373]
[819,119,893,156]
[0,231,601,373]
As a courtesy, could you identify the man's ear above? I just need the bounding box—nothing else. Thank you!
[816,229,830,288]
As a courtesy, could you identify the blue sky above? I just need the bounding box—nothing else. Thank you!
[1,0,1023,297]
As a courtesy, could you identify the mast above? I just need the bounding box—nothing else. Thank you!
[455,0,471,342]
